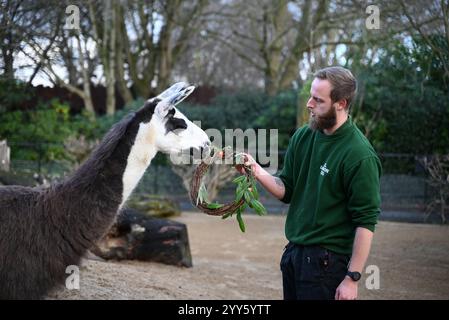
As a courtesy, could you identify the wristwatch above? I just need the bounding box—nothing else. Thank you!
[346,271,362,282]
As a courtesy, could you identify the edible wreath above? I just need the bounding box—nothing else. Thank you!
[189,146,267,232]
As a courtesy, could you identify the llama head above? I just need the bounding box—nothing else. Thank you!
[152,98,210,155]
[138,86,210,157]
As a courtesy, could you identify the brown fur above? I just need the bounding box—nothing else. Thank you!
[0,101,157,299]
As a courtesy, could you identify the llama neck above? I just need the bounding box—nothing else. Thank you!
[61,114,158,216]
[120,122,158,207]
[48,112,161,254]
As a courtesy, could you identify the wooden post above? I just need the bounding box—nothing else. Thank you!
[0,140,10,172]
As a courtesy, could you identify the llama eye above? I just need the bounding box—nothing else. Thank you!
[166,108,176,118]
[165,117,187,134]
[173,122,188,134]
[176,123,188,130]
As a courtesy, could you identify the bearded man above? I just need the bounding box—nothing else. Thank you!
[237,66,382,300]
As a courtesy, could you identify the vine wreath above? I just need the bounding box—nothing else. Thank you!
[189,147,267,232]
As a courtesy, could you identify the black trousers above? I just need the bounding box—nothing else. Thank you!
[280,242,350,300]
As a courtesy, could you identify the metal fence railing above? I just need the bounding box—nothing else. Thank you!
[0,142,438,217]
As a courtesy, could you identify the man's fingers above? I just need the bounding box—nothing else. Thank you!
[244,156,254,166]
[235,164,247,175]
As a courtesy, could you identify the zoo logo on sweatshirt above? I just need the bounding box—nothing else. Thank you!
[319,163,330,176]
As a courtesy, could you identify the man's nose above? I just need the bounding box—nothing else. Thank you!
[306,97,314,109]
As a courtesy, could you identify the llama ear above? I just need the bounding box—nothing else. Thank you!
[167,85,195,106]
[154,98,173,118]
[154,85,195,117]
[155,83,195,106]
[157,82,189,100]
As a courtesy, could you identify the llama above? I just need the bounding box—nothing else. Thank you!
[0,83,210,299]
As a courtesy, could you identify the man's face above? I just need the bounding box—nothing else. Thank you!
[307,78,337,131]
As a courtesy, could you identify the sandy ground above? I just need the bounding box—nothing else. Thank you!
[50,212,449,300]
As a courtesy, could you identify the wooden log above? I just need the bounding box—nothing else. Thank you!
[92,208,192,267]
[0,140,10,172]
[126,194,181,218]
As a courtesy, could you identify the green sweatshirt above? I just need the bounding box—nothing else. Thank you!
[279,117,381,255]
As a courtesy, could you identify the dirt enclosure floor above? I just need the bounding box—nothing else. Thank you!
[50,212,449,300]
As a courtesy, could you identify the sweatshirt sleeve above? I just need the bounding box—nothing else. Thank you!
[278,131,297,204]
[344,156,382,232]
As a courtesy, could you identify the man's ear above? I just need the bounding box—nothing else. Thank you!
[336,99,348,111]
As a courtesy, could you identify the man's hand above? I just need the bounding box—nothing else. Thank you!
[335,277,358,300]
[235,153,261,178]
[234,153,286,200]
[335,227,373,300]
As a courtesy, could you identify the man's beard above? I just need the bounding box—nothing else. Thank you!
[309,105,337,131]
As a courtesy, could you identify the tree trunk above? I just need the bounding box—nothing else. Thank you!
[115,3,134,105]
[76,35,95,116]
[105,1,116,115]
[0,140,10,172]
[2,50,14,80]
[1,32,15,79]
[61,34,78,86]
[264,1,288,96]
[157,21,174,92]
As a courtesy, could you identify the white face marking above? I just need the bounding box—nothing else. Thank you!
[120,106,210,208]
[155,107,210,154]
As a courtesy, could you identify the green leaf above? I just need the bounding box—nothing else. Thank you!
[222,211,234,219]
[251,184,259,200]
[236,187,245,202]
[233,175,246,184]
[197,182,209,205]
[249,176,259,200]
[241,179,250,189]
[249,175,256,186]
[250,199,267,215]
[236,211,246,232]
[206,202,224,209]
[244,190,253,204]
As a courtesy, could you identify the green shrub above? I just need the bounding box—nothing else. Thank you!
[0,99,73,161]
[181,89,297,151]
[0,78,35,113]
[353,36,449,156]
